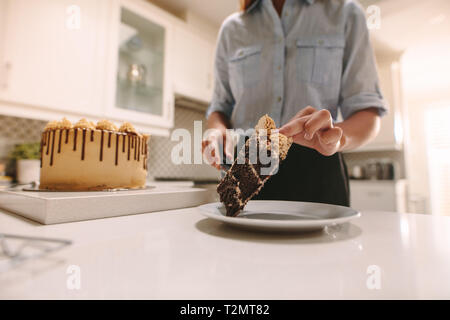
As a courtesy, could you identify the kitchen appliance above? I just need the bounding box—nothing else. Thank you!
[351,165,365,179]
[365,160,382,180]
[379,158,396,180]
[363,159,396,180]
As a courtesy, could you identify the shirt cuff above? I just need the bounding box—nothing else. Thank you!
[206,101,234,119]
[340,92,388,120]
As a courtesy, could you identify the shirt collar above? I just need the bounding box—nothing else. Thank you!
[246,0,314,13]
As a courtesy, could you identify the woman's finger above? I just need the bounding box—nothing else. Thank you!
[202,139,222,170]
[279,116,309,137]
[303,109,333,140]
[318,127,343,145]
[294,106,317,118]
[223,132,235,162]
[291,131,315,148]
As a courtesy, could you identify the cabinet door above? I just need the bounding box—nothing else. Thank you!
[0,0,109,116]
[350,182,398,212]
[173,26,215,102]
[104,0,174,131]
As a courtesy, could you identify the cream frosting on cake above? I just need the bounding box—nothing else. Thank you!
[40,118,149,191]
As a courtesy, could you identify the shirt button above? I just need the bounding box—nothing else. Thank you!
[277,96,282,102]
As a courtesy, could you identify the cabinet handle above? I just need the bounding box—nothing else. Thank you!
[1,62,11,90]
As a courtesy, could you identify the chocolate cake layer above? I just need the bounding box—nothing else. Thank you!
[217,115,292,217]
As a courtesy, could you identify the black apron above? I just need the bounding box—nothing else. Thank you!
[252,144,350,206]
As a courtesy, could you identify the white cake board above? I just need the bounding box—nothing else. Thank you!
[0,187,210,225]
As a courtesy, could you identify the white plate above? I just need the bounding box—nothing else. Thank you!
[198,200,360,232]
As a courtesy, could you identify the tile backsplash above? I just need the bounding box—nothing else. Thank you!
[147,105,220,181]
[0,109,220,181]
[0,115,46,159]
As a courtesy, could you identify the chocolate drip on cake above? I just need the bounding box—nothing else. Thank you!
[81,129,86,160]
[134,136,137,160]
[73,129,78,151]
[50,130,56,166]
[40,128,149,169]
[137,136,140,161]
[115,134,119,166]
[46,131,51,155]
[58,130,62,153]
[127,135,131,161]
[100,131,104,161]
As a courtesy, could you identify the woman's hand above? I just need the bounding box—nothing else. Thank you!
[201,129,228,170]
[202,111,233,170]
[279,106,344,156]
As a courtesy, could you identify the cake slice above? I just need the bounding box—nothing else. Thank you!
[217,115,293,217]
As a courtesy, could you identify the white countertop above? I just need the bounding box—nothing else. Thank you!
[0,207,449,299]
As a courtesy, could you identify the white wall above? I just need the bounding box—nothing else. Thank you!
[0,0,7,70]
[401,41,450,214]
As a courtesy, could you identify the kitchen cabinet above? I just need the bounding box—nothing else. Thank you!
[0,0,175,135]
[0,0,110,117]
[172,25,215,103]
[104,0,175,133]
[350,180,407,212]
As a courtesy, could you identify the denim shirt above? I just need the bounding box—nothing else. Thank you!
[206,0,387,130]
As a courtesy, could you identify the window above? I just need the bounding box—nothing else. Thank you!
[426,106,450,215]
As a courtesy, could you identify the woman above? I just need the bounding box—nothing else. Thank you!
[203,0,386,206]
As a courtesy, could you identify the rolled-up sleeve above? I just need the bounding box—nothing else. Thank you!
[339,3,387,120]
[206,25,235,120]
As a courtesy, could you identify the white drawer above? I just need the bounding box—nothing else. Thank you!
[349,180,407,212]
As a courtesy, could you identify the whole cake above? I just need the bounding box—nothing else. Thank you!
[39,118,149,191]
[217,115,293,217]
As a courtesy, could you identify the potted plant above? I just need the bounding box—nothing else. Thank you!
[9,142,41,184]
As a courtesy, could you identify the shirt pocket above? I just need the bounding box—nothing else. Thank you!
[296,35,345,85]
[228,45,263,89]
